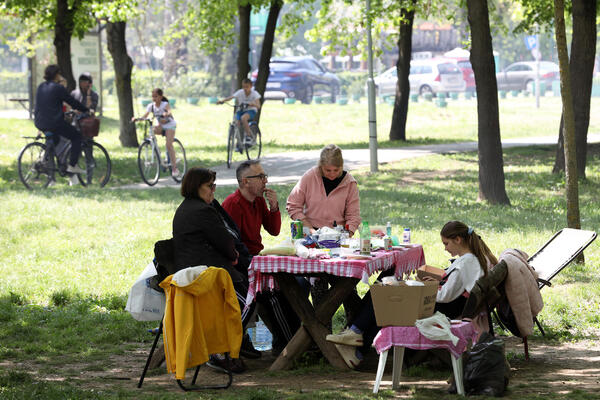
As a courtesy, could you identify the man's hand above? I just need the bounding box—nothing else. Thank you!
[216,99,223,105]
[264,188,278,210]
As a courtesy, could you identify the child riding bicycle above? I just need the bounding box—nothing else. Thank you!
[217,78,261,146]
[132,88,179,177]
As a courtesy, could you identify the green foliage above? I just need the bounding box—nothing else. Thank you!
[0,71,27,94]
[102,69,211,99]
[337,71,368,97]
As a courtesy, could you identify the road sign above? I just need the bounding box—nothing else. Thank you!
[524,35,538,50]
[251,9,269,35]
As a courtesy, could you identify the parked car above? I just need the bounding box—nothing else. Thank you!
[252,56,340,104]
[496,61,559,91]
[448,58,475,92]
[372,59,466,97]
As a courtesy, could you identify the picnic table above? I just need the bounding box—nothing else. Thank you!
[246,245,426,370]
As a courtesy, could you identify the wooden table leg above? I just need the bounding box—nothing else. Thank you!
[269,274,359,370]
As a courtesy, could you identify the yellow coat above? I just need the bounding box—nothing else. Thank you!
[160,267,242,380]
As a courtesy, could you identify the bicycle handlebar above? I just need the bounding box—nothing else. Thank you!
[131,118,152,124]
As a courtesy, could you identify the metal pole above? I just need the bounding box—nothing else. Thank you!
[366,0,378,172]
[535,33,540,108]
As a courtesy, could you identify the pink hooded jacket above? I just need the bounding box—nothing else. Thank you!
[286,166,361,234]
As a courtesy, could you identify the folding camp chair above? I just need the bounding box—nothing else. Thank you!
[527,228,597,336]
[528,228,597,289]
[138,320,233,391]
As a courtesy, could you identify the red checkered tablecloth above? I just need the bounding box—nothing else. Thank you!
[245,245,425,305]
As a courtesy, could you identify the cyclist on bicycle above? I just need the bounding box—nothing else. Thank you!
[34,64,89,175]
[217,78,261,146]
[71,72,99,112]
[132,88,179,177]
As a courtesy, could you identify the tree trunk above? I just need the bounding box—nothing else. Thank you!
[162,0,177,83]
[389,0,416,142]
[54,0,80,91]
[254,0,282,122]
[554,0,581,230]
[107,21,138,148]
[466,0,510,205]
[237,4,252,88]
[552,0,596,178]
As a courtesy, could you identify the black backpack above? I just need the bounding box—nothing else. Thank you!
[148,239,177,292]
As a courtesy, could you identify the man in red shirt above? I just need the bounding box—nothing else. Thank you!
[223,160,299,355]
[222,160,280,255]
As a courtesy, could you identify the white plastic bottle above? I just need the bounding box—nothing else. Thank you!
[403,228,411,244]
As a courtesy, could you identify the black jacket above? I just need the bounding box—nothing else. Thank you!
[34,81,88,131]
[172,197,242,282]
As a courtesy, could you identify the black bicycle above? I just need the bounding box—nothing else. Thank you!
[133,118,187,186]
[17,112,111,189]
[223,102,262,168]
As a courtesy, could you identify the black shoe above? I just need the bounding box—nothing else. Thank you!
[206,355,246,374]
[240,333,262,359]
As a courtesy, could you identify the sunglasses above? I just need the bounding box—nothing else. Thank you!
[245,173,268,180]
[206,182,216,190]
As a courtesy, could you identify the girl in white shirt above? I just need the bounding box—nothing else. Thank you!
[133,88,179,177]
[433,220,498,318]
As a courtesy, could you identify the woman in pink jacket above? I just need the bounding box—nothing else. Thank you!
[286,144,361,236]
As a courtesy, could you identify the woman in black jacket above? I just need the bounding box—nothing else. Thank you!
[173,167,259,370]
[173,167,243,282]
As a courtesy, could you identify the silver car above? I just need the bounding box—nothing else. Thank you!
[496,61,560,91]
[373,59,466,97]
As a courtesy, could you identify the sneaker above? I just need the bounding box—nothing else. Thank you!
[334,344,361,369]
[171,169,180,179]
[206,355,246,374]
[66,164,86,174]
[47,179,56,188]
[69,174,80,186]
[243,135,255,147]
[326,328,363,346]
[240,333,262,359]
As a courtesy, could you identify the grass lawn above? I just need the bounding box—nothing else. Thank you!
[0,98,599,398]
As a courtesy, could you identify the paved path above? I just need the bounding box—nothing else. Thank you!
[118,133,600,189]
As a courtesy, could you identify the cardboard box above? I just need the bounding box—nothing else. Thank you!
[417,264,445,281]
[370,281,439,326]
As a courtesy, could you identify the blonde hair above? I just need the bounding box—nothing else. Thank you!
[318,144,343,169]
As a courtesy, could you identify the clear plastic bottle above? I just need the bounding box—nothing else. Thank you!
[386,221,392,237]
[360,221,371,255]
[250,318,272,351]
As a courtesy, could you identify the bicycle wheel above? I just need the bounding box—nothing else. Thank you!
[76,141,112,188]
[137,140,160,186]
[18,142,52,189]
[246,123,262,160]
[227,124,235,168]
[170,138,187,182]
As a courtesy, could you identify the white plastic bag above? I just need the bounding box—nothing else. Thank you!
[415,311,459,345]
[125,261,165,321]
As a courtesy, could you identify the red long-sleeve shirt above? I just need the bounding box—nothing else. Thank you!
[222,189,281,256]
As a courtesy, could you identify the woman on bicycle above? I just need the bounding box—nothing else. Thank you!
[133,88,179,177]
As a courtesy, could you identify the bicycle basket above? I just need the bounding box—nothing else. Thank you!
[80,116,100,137]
